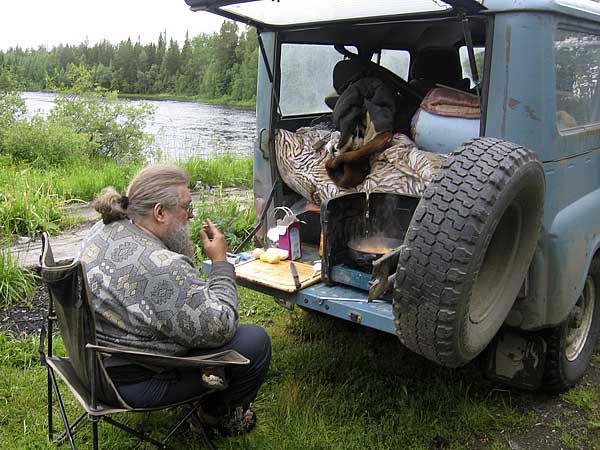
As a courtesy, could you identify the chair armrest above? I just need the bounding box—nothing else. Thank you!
[86,344,249,369]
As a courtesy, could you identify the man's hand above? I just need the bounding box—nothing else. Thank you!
[199,218,227,262]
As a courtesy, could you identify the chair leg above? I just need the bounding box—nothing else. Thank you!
[54,412,87,446]
[195,423,217,450]
[92,417,99,450]
[161,402,202,445]
[49,369,78,450]
[165,403,216,450]
[103,416,167,449]
[47,367,53,442]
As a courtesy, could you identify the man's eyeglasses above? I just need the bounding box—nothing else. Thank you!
[158,202,196,219]
[186,204,196,218]
[178,203,195,219]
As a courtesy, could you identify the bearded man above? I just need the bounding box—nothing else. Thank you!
[79,164,270,434]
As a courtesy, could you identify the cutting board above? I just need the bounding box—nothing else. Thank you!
[234,259,321,292]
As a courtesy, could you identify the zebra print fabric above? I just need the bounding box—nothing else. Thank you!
[275,126,445,205]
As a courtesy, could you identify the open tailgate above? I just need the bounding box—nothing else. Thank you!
[184,0,486,29]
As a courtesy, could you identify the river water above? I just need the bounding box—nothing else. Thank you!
[22,92,256,161]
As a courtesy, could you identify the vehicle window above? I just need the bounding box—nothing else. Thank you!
[555,29,600,131]
[280,44,349,116]
[373,50,410,80]
[459,46,485,88]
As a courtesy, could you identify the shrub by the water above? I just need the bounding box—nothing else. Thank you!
[49,89,156,161]
[0,92,25,141]
[1,117,93,167]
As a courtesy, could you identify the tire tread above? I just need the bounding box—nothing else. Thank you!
[394,138,543,367]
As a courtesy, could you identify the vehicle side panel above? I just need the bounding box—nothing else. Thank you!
[487,12,600,328]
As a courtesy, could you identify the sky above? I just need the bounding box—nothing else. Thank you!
[0,0,227,51]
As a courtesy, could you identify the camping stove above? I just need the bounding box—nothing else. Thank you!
[320,192,419,292]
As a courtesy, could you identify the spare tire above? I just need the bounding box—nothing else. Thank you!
[393,138,545,367]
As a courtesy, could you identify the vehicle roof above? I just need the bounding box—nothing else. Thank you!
[483,0,600,22]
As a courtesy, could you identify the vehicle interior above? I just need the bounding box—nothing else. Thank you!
[274,16,488,132]
[265,16,489,277]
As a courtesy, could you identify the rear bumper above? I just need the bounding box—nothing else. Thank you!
[296,283,396,335]
[202,260,396,334]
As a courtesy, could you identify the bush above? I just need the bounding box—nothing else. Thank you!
[49,89,156,162]
[0,245,38,307]
[1,118,93,167]
[0,80,26,143]
[0,91,25,130]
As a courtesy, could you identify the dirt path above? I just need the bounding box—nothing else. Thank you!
[10,187,251,268]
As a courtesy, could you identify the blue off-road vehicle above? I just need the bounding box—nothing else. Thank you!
[188,0,600,390]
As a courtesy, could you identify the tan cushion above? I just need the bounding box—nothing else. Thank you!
[420,87,480,119]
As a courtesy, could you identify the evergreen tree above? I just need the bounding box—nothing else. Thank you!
[0,20,259,104]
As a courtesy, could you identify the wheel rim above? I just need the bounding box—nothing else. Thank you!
[566,276,596,362]
[469,204,522,324]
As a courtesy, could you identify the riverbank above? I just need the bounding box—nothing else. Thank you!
[118,92,256,110]
[29,90,256,110]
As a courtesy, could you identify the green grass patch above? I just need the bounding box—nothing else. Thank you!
[190,190,255,261]
[0,286,540,450]
[47,159,143,201]
[561,385,599,412]
[0,175,66,237]
[0,246,38,307]
[0,155,252,239]
[182,156,253,190]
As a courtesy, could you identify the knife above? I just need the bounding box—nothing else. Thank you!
[289,262,302,290]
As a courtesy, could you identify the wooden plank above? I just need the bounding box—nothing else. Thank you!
[234,259,321,292]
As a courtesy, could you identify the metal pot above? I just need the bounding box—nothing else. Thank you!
[348,236,402,270]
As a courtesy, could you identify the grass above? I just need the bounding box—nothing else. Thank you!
[190,190,256,260]
[181,155,253,190]
[558,382,600,449]
[0,286,542,450]
[0,246,37,307]
[561,385,599,411]
[0,178,66,237]
[0,155,253,238]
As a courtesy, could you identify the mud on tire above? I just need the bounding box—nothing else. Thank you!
[393,137,545,367]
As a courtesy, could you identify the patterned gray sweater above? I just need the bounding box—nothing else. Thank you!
[78,219,238,355]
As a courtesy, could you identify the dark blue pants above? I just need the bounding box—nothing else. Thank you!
[115,324,271,415]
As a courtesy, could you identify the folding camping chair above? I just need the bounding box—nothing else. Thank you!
[38,232,249,450]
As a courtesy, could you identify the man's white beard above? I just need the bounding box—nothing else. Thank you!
[163,222,195,259]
